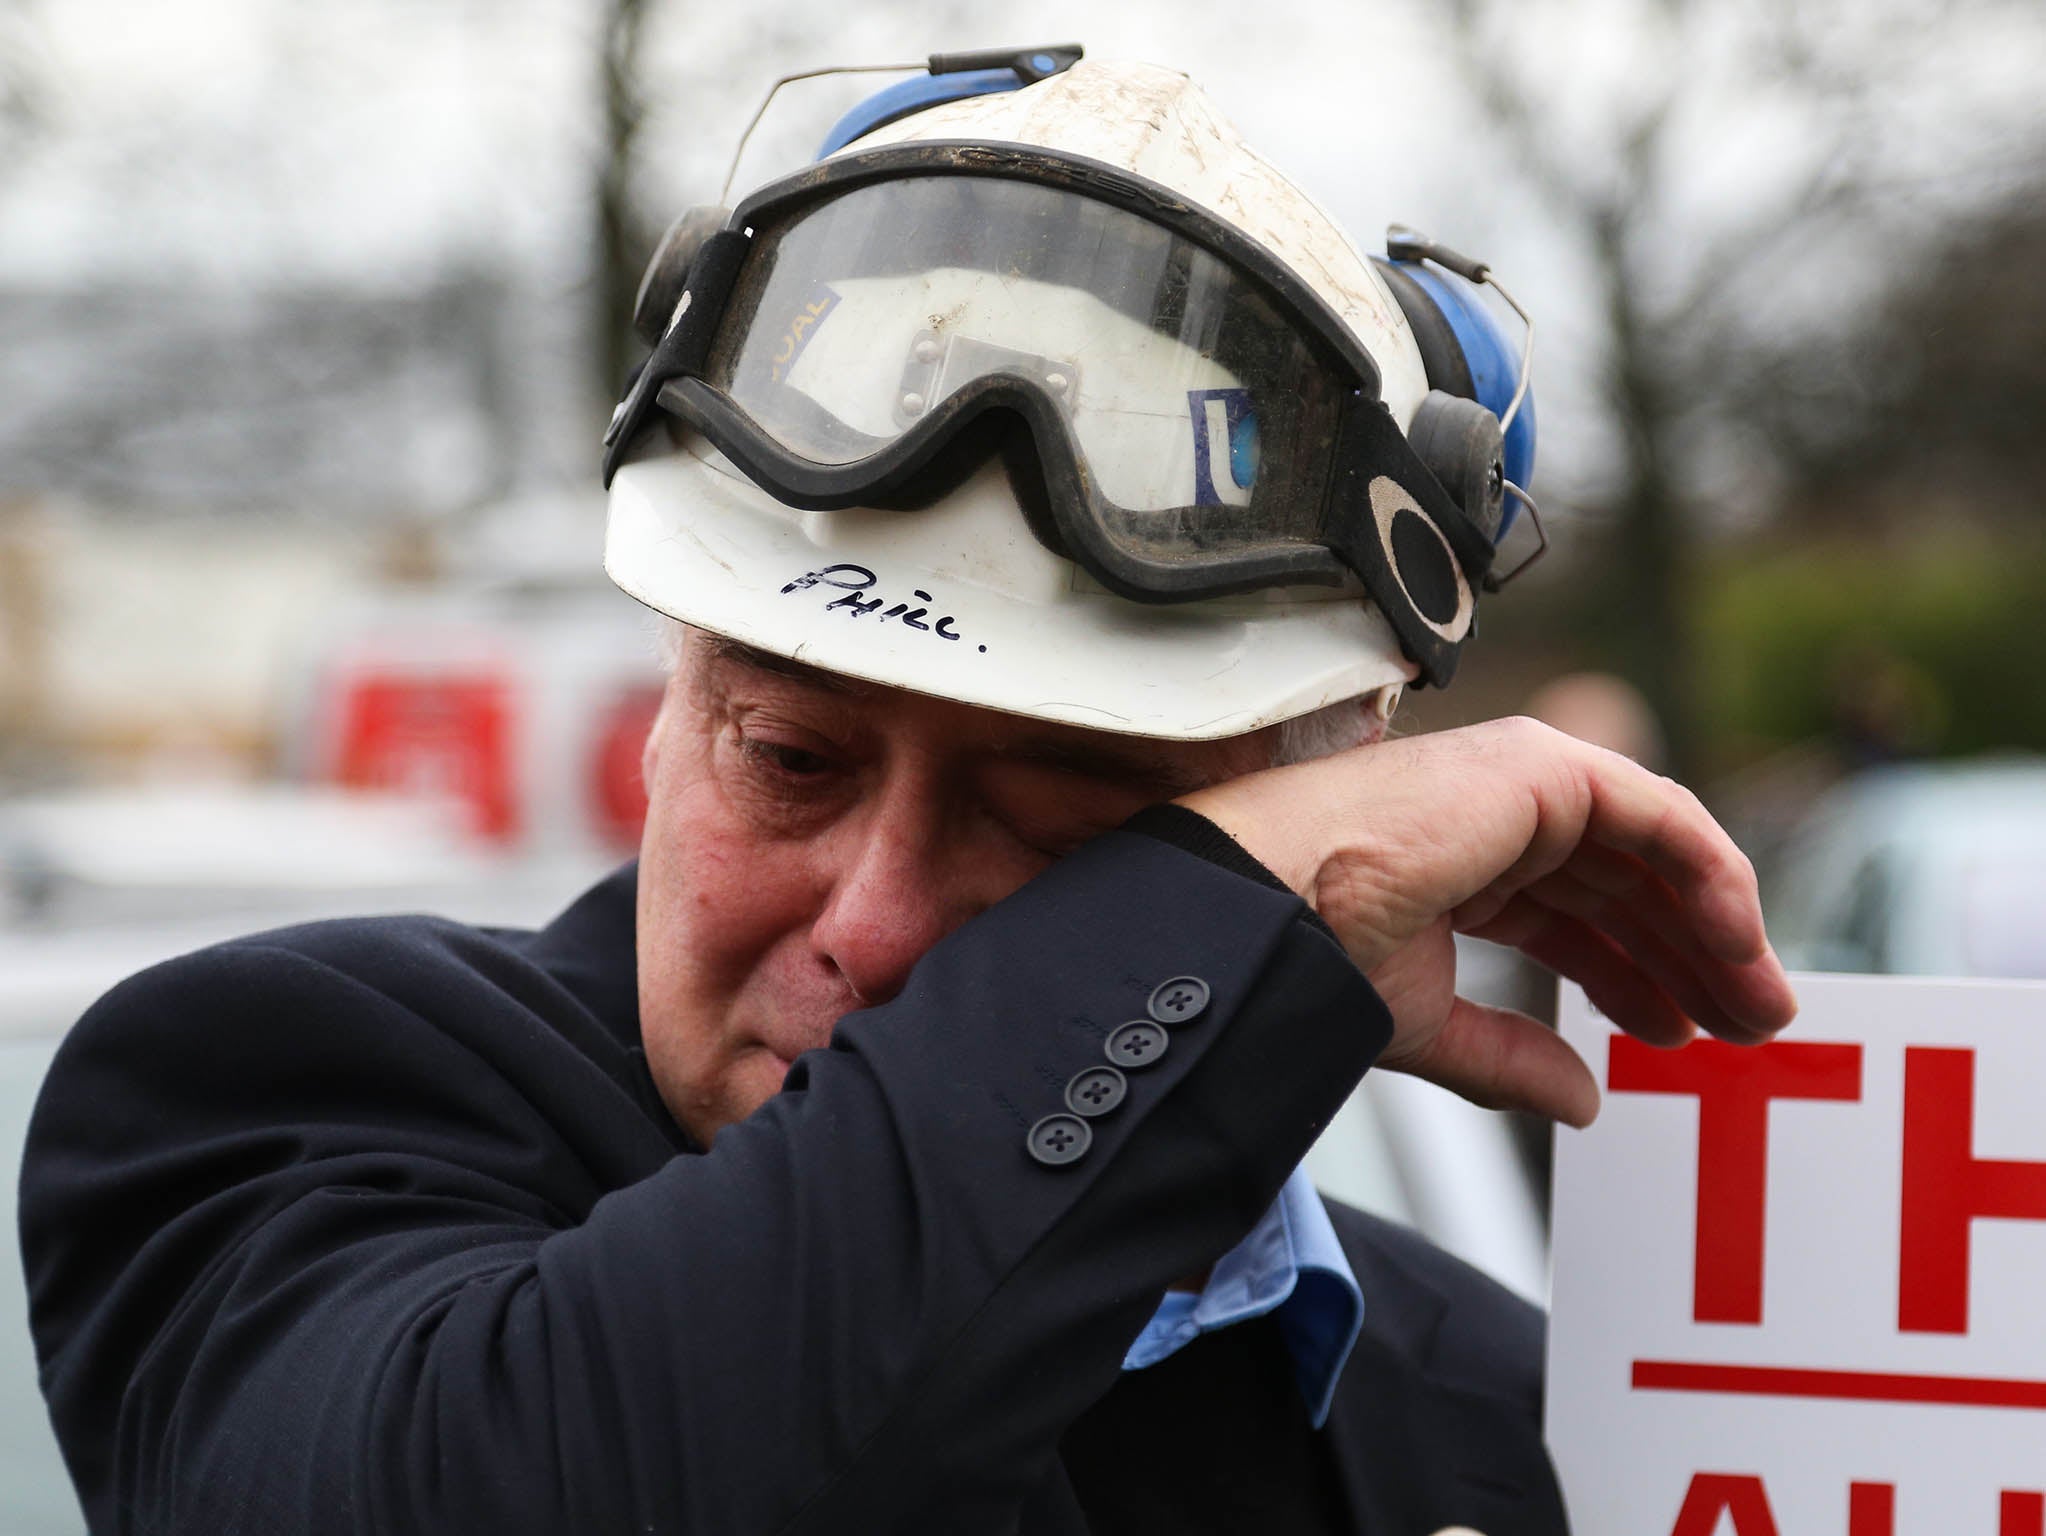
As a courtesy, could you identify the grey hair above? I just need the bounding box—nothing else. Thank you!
[650,613,1396,766]
[1270,692,1396,766]
[653,613,690,672]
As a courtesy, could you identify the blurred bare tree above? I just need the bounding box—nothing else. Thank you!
[1755,188,2046,523]
[1441,0,2046,780]
[0,1,48,781]
[0,1,39,181]
[597,0,658,405]
[1709,185,2046,776]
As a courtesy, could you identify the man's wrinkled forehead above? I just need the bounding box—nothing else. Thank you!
[692,632,867,697]
[687,630,1254,794]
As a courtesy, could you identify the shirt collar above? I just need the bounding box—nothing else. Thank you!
[1120,1168,1365,1428]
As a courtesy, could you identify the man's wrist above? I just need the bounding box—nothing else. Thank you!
[1122,802,1337,943]
[1121,803,1291,892]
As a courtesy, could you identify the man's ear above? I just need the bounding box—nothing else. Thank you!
[640,620,697,792]
[1364,683,1403,743]
[641,676,679,793]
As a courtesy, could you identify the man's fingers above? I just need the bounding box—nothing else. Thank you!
[1453,835,1791,1046]
[1578,759,1768,967]
[1380,994,1603,1127]
[1452,841,1652,945]
[1440,730,1789,1034]
[1469,901,1698,1049]
[1463,725,1765,966]
[1503,867,1787,1043]
[1592,895,1791,1042]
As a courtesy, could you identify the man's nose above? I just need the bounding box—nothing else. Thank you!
[808,789,984,1008]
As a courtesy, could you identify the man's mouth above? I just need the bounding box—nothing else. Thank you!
[758,1035,817,1077]
[758,1008,853,1079]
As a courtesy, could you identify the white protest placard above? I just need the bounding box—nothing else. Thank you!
[1547,974,2046,1535]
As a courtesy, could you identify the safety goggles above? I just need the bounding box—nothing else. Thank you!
[604,143,1502,685]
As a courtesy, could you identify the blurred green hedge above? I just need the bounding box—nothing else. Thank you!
[1697,534,2046,762]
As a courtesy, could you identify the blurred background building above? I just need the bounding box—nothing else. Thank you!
[1,0,2043,1526]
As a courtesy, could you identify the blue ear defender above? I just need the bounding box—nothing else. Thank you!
[816,69,1025,157]
[1386,262,1536,495]
[1373,229,1543,579]
[821,45,1083,157]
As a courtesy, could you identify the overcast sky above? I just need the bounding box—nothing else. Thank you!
[3,0,2041,504]
[0,0,1473,285]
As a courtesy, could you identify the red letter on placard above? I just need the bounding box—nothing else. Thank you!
[1900,1048,2046,1334]
[1609,1038,1863,1323]
[1670,1473,1781,1536]
[1996,1497,2046,1529]
[1849,1482,1895,1535]
[2005,1492,2045,1536]
[1847,1485,2042,1534]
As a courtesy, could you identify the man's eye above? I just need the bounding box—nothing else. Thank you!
[743,739,833,778]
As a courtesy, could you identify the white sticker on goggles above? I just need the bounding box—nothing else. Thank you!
[748,268,1249,513]
[1189,387,1258,509]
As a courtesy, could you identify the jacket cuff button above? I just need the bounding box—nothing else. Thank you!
[1147,975,1211,1025]
[1105,1020,1169,1070]
[1064,1065,1128,1118]
[1026,1113,1093,1167]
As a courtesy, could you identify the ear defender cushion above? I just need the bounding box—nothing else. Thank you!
[1407,392,1506,544]
[1373,258,1477,400]
[1371,256,1537,513]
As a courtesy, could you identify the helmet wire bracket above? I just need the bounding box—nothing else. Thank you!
[721,62,922,205]
[1384,225,1536,435]
[1485,480,1548,590]
[719,45,1085,204]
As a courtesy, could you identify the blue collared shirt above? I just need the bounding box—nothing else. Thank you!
[1121,1168,1364,1428]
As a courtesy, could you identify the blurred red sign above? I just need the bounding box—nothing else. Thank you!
[329,673,520,844]
[587,685,662,852]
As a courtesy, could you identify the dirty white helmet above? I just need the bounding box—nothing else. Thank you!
[604,51,1537,739]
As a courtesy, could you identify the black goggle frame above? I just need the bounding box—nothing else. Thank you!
[605,141,1502,685]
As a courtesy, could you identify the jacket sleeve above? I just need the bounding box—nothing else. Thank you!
[21,828,1390,1535]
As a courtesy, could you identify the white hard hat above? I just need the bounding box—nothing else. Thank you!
[604,56,1535,739]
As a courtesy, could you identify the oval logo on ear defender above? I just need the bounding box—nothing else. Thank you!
[1369,476,1473,642]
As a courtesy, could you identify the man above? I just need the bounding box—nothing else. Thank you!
[21,56,1795,1533]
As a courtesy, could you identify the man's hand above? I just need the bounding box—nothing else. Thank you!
[1176,717,1796,1127]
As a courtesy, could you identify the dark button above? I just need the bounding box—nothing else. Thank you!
[1064,1065,1128,1118]
[1147,975,1211,1026]
[1105,1020,1169,1070]
[1026,1112,1093,1166]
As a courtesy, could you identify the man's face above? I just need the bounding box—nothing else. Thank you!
[635,630,1269,1147]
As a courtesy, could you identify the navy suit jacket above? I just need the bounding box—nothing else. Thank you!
[21,829,1567,1533]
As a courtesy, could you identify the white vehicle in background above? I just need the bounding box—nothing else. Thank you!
[1767,757,2046,981]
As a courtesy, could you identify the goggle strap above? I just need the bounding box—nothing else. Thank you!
[1325,395,1496,688]
[1356,399,1494,577]
[603,227,752,487]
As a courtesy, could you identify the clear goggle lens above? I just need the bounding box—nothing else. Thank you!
[703,176,1349,564]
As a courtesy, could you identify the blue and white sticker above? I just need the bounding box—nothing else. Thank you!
[1187,387,1259,508]
[767,283,841,385]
